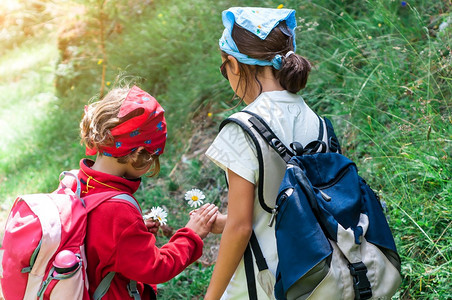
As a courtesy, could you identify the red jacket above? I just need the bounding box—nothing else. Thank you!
[76,159,203,299]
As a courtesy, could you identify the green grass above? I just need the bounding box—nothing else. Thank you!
[0,0,451,298]
[0,35,67,203]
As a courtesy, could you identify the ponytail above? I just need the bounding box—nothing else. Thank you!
[277,53,312,93]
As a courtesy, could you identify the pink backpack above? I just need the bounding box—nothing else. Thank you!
[0,171,141,300]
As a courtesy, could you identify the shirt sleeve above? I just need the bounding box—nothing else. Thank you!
[205,123,259,184]
[94,202,203,284]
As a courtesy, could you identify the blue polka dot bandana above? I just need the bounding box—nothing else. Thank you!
[219,7,296,69]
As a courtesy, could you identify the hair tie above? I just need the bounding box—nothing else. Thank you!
[271,54,283,70]
[285,51,295,58]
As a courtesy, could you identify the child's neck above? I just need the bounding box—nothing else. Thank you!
[91,156,127,178]
[243,67,284,105]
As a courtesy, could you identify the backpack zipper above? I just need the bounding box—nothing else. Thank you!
[317,166,350,190]
[319,190,332,202]
[268,188,293,227]
[315,166,351,202]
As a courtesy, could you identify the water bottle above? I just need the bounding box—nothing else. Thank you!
[52,250,80,275]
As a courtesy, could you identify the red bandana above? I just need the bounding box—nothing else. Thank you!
[86,86,167,157]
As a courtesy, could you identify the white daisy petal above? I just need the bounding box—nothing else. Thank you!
[143,206,168,225]
[184,188,206,208]
[143,213,153,220]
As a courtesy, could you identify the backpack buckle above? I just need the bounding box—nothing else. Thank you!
[271,138,286,156]
[328,136,340,153]
[290,142,304,156]
[348,262,372,300]
[127,280,140,299]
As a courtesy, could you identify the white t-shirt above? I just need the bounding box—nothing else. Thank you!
[205,90,320,299]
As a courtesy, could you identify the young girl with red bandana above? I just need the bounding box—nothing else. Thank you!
[76,85,218,299]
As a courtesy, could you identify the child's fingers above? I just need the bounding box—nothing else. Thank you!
[207,209,218,225]
[190,204,207,216]
[144,220,160,234]
[193,203,210,214]
[190,204,216,225]
[201,205,218,224]
[145,219,160,227]
[198,203,217,218]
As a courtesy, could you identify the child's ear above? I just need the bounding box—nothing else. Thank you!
[227,55,240,75]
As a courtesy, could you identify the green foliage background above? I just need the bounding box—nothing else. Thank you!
[0,0,450,298]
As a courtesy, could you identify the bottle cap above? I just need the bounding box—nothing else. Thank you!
[53,250,79,274]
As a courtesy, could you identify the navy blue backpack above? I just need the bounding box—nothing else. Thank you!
[221,111,402,300]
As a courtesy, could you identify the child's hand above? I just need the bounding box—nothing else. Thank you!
[210,212,227,234]
[145,219,160,236]
[190,209,226,234]
[185,203,218,239]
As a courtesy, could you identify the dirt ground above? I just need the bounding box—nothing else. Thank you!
[163,117,226,266]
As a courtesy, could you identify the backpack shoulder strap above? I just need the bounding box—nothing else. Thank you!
[241,110,294,163]
[92,271,141,300]
[59,170,85,207]
[244,244,258,300]
[241,110,335,156]
[219,114,273,214]
[83,191,141,214]
[86,193,142,300]
[93,271,116,300]
[323,117,342,154]
[110,194,142,213]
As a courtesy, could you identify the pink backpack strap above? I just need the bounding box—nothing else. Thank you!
[58,171,141,214]
[57,171,85,207]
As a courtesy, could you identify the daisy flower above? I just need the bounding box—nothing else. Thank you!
[184,188,205,208]
[143,206,168,225]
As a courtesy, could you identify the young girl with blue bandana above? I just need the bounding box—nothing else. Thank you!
[205,7,322,299]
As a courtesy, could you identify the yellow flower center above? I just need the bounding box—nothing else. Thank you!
[191,196,199,201]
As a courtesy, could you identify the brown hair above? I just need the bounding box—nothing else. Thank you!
[80,87,160,177]
[226,20,311,96]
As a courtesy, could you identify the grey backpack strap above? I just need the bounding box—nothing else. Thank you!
[84,192,141,214]
[110,195,142,299]
[111,193,141,213]
[93,272,116,300]
[89,194,142,300]
[127,280,141,300]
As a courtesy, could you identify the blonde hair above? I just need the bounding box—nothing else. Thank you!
[80,87,160,177]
